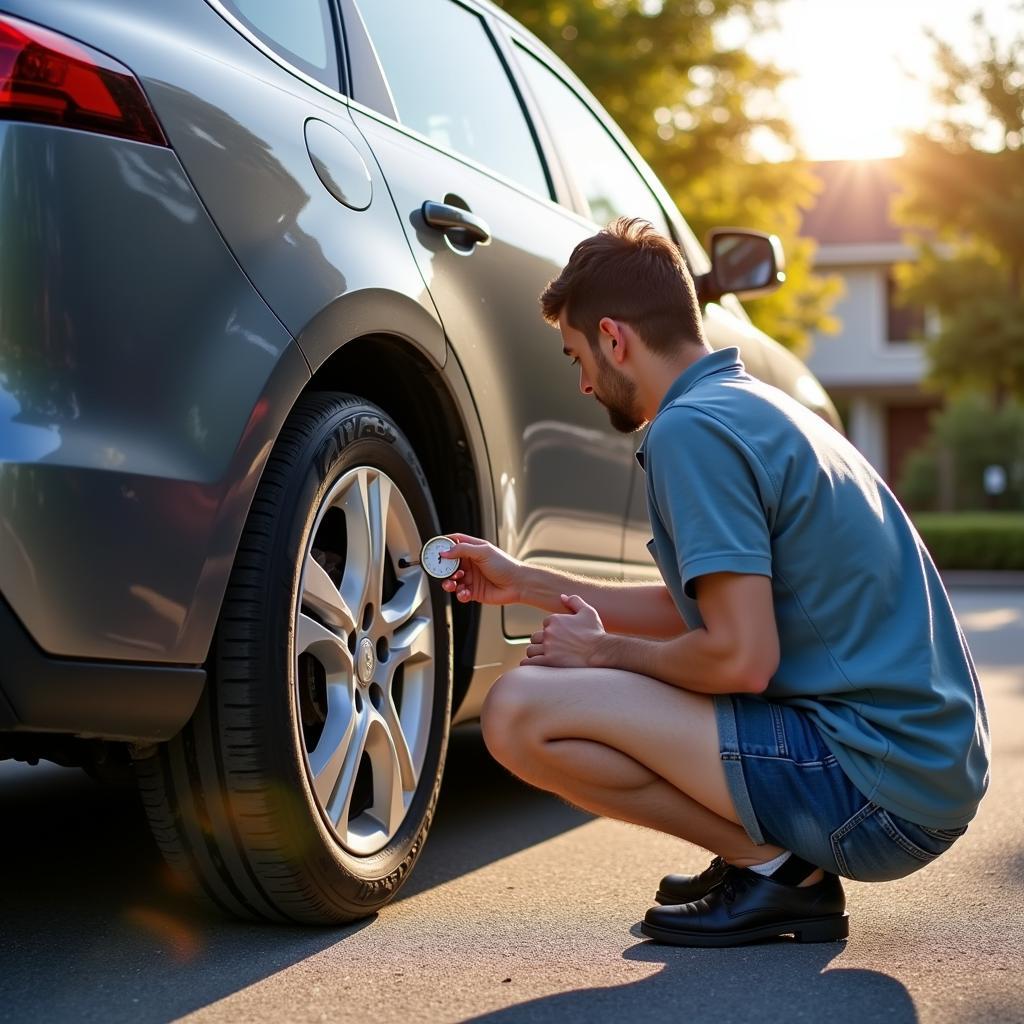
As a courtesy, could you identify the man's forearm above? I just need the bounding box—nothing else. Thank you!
[591,629,768,695]
[518,564,687,639]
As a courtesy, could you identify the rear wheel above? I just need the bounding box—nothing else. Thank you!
[136,393,452,923]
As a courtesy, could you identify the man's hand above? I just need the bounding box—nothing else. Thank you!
[440,534,525,606]
[521,594,606,668]
[437,534,689,640]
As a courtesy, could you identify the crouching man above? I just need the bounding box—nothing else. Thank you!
[441,218,989,947]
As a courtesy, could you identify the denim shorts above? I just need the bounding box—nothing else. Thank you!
[714,694,969,882]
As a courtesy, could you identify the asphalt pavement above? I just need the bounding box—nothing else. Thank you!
[1,587,1022,1024]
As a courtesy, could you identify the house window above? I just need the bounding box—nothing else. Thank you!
[886,269,925,344]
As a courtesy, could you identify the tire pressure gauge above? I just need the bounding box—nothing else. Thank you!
[411,535,460,579]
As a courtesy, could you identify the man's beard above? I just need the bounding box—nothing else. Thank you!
[593,350,645,433]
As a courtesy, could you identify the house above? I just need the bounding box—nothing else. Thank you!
[800,159,936,494]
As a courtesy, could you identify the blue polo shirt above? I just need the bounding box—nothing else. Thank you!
[638,347,990,829]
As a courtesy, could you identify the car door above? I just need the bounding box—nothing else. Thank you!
[505,32,788,580]
[344,0,638,638]
[502,35,698,580]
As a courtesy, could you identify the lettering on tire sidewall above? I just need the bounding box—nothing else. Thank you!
[316,413,398,479]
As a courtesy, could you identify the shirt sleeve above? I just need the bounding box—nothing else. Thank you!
[646,405,775,599]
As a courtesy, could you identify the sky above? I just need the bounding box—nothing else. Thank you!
[727,0,1021,162]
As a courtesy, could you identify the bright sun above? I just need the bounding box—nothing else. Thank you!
[739,0,1014,163]
[781,59,922,162]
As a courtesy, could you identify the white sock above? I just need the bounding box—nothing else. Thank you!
[747,851,792,876]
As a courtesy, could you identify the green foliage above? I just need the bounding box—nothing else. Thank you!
[895,242,1024,401]
[900,448,940,510]
[898,394,1024,511]
[893,6,1024,402]
[912,513,1024,570]
[493,0,840,354]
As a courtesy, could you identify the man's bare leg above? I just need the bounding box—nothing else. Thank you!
[480,664,823,880]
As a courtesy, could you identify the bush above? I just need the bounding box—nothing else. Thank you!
[898,394,1024,512]
[900,449,939,510]
[913,513,1024,570]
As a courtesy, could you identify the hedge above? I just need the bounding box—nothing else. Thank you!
[912,513,1024,571]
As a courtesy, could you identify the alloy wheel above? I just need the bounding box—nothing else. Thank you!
[295,466,435,856]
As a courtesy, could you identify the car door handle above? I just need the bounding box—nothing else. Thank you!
[421,200,491,246]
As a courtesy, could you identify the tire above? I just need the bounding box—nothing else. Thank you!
[136,393,453,924]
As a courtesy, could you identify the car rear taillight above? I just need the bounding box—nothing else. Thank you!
[0,14,167,146]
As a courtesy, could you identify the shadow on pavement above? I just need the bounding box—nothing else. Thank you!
[0,761,367,1022]
[463,939,918,1024]
[399,723,592,900]
[0,724,586,1022]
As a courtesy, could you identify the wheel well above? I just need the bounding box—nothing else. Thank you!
[305,335,485,715]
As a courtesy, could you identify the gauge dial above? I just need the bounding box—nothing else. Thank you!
[419,535,459,579]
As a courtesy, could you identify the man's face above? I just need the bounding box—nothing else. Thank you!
[559,315,645,434]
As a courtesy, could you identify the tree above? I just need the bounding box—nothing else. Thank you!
[493,0,840,354]
[893,6,1024,404]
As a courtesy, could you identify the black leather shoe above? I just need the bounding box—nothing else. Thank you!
[655,856,730,905]
[641,867,849,947]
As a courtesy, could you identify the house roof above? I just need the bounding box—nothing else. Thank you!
[799,159,904,245]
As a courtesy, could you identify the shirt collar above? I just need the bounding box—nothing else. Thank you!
[636,347,744,468]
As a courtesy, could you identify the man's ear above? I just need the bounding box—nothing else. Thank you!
[597,316,628,364]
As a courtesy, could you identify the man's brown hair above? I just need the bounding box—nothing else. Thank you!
[540,217,704,356]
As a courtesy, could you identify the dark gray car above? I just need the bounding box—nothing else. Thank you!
[0,0,839,923]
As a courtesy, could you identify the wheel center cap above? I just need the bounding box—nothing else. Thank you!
[357,637,376,684]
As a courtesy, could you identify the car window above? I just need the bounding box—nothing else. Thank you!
[516,45,672,236]
[221,0,340,89]
[356,0,550,198]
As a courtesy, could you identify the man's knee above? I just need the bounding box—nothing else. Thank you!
[480,666,548,769]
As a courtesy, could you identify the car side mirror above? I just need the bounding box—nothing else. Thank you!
[696,229,786,303]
